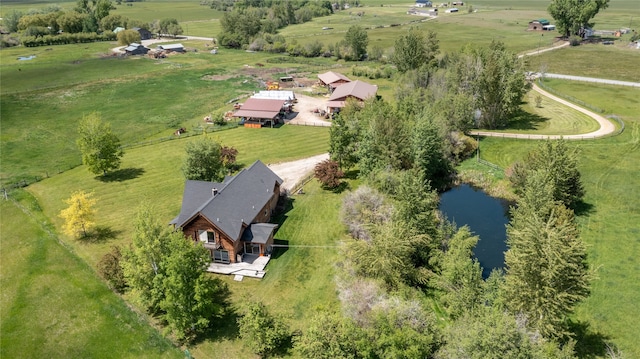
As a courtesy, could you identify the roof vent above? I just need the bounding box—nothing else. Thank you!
[217,218,220,222]
[212,188,218,196]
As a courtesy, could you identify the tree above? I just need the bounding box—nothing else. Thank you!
[100,13,126,31]
[548,0,610,38]
[220,145,239,171]
[295,312,367,358]
[161,230,228,342]
[97,245,127,293]
[57,11,88,34]
[411,114,452,189]
[59,190,96,238]
[238,301,291,357]
[122,205,172,313]
[314,159,344,189]
[341,186,392,241]
[329,100,363,170]
[432,226,483,318]
[392,28,439,72]
[475,41,527,129]
[503,172,591,340]
[436,308,576,359]
[508,140,585,209]
[3,10,24,33]
[76,113,124,176]
[122,205,228,341]
[344,25,368,60]
[182,136,225,182]
[116,29,140,45]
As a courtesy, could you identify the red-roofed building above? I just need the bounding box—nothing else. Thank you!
[318,71,352,92]
[326,80,378,113]
[232,98,287,128]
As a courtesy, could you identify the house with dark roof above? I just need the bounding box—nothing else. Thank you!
[415,0,432,7]
[326,80,378,113]
[318,71,352,92]
[171,160,282,265]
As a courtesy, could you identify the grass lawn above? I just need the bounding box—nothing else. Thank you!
[476,80,640,357]
[0,193,183,359]
[493,88,601,135]
[27,125,330,267]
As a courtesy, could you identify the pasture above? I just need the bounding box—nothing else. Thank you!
[2,0,640,357]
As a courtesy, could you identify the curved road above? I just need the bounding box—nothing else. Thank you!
[470,83,617,140]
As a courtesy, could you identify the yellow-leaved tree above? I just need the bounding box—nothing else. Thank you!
[59,190,96,238]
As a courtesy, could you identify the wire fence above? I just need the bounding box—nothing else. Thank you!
[537,79,605,113]
[286,121,332,127]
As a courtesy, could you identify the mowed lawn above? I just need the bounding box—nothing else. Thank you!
[478,80,640,357]
[28,125,330,267]
[0,195,183,359]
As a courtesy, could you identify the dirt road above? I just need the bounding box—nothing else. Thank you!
[267,153,329,191]
[287,93,332,127]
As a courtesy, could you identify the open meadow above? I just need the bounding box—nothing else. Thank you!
[1,0,640,357]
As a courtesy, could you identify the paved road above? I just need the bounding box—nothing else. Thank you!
[541,73,640,87]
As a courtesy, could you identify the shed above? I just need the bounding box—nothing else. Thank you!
[124,43,149,55]
[157,43,185,52]
[132,27,152,40]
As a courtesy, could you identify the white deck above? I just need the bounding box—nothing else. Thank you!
[206,254,270,279]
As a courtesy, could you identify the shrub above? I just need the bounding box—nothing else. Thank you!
[569,35,581,46]
[314,159,344,189]
[98,246,127,293]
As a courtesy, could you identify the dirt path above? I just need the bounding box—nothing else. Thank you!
[267,153,329,191]
[470,84,617,140]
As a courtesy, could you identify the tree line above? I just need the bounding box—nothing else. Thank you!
[1,0,184,48]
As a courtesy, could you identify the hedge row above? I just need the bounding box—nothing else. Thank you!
[21,31,117,47]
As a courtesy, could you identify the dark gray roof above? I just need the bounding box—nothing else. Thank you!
[171,160,283,242]
[241,223,278,244]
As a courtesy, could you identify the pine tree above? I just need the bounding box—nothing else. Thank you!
[503,172,590,339]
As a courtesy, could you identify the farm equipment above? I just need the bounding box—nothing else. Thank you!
[266,81,280,90]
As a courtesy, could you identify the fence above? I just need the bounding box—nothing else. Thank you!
[537,79,604,113]
[286,121,331,127]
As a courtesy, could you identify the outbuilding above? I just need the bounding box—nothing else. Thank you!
[232,98,288,128]
[124,43,149,55]
[528,19,550,31]
[132,27,153,40]
[326,80,377,113]
[157,43,185,52]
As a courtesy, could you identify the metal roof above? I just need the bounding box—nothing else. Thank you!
[241,98,286,112]
[232,109,280,119]
[318,71,352,85]
[171,160,283,242]
[328,80,377,102]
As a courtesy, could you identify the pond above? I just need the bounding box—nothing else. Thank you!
[439,184,510,279]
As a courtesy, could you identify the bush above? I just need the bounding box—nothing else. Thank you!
[97,246,127,293]
[314,159,344,189]
[569,35,581,46]
[238,301,291,357]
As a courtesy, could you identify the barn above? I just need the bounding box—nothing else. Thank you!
[232,98,287,128]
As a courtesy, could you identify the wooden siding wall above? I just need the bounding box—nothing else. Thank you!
[181,216,242,263]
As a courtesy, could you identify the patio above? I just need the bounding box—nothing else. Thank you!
[206,253,270,279]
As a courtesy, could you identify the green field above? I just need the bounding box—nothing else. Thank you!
[476,79,640,358]
[0,194,183,359]
[2,0,640,357]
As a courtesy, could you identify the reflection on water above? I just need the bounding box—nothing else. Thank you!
[439,184,510,279]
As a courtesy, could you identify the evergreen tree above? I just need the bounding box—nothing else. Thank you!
[503,172,590,340]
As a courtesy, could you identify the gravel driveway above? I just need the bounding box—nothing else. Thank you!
[287,93,332,127]
[268,153,329,191]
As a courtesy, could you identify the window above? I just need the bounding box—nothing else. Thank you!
[207,231,215,243]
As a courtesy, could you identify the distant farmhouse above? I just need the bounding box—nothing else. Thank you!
[415,0,432,8]
[528,19,550,31]
[171,160,282,267]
